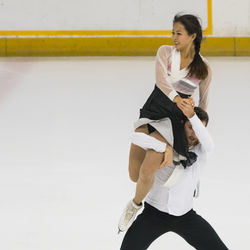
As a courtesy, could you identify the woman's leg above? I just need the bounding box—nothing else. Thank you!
[133,130,169,205]
[128,125,149,182]
[129,125,173,182]
[118,128,173,232]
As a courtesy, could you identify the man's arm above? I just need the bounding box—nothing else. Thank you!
[189,114,214,153]
[181,102,214,153]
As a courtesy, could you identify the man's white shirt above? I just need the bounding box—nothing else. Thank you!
[145,114,214,216]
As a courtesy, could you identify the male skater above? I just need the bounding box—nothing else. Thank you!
[120,102,228,250]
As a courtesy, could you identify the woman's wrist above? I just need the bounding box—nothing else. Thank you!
[173,95,181,103]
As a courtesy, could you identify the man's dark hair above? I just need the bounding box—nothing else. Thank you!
[194,107,209,125]
[183,107,209,126]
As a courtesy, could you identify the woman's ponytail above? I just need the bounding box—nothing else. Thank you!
[173,14,208,80]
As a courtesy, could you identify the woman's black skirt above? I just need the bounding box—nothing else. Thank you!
[139,85,190,159]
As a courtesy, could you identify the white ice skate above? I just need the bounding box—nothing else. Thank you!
[118,200,142,234]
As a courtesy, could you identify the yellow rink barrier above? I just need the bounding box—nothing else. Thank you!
[0,37,249,56]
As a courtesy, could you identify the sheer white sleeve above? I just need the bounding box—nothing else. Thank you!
[155,45,178,101]
[198,63,212,111]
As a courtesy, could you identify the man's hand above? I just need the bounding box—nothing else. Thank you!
[180,101,195,118]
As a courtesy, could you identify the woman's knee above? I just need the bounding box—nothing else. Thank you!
[128,161,140,182]
[129,171,139,183]
[128,144,146,182]
[139,150,163,181]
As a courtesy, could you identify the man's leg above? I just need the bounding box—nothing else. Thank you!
[173,209,228,250]
[120,203,171,250]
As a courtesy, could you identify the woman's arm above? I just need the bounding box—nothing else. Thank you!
[155,45,192,110]
[155,45,179,101]
[198,63,212,111]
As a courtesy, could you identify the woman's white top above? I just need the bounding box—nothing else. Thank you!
[155,45,212,111]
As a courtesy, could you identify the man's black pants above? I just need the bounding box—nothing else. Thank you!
[120,202,228,250]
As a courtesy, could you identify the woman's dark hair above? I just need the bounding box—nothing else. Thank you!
[173,14,208,80]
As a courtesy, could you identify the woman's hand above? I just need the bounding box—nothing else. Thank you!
[180,102,195,118]
[173,96,195,111]
[187,97,195,107]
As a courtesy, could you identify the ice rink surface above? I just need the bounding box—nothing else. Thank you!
[0,56,249,249]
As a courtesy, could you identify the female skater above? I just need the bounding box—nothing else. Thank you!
[118,14,212,232]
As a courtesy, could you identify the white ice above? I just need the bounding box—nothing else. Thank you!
[0,56,249,250]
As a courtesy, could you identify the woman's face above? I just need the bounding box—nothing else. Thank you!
[172,22,196,51]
